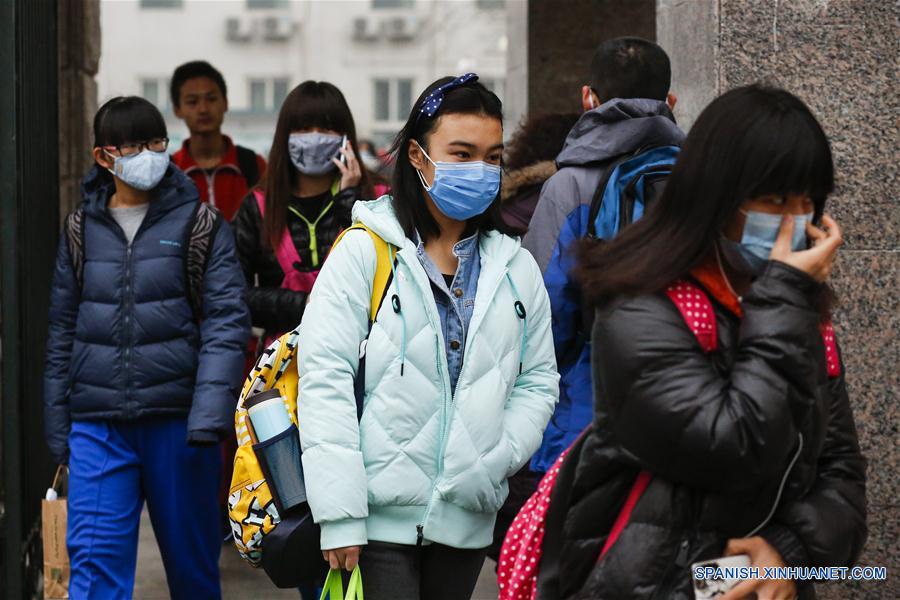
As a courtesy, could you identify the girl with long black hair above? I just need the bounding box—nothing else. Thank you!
[539,84,867,599]
[233,80,373,339]
[295,75,559,600]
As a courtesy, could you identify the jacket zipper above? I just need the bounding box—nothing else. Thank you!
[102,210,150,414]
[288,201,334,268]
[412,249,457,544]
[650,485,704,600]
[413,263,509,545]
[205,170,216,207]
[417,338,465,545]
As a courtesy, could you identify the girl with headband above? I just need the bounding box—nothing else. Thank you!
[295,74,559,599]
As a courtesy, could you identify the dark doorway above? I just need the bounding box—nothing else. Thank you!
[1,0,60,597]
[527,0,657,114]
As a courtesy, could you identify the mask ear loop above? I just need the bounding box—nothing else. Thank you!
[413,141,437,191]
[103,149,122,178]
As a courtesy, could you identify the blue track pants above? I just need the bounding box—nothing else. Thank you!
[67,418,222,600]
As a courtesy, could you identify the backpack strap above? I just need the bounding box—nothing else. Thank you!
[664,280,718,353]
[819,321,841,378]
[332,223,397,323]
[254,190,306,288]
[598,470,652,560]
[184,201,223,321]
[586,146,679,239]
[236,145,260,188]
[333,223,397,419]
[65,207,86,289]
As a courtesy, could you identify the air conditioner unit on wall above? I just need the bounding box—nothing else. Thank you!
[226,17,254,42]
[352,16,379,41]
[263,16,295,41]
[384,15,417,42]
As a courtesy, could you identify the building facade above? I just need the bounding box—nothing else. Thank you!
[99,0,508,155]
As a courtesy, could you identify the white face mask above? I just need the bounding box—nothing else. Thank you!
[587,92,596,110]
[106,149,169,191]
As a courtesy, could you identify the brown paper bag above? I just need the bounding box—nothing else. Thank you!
[42,466,69,599]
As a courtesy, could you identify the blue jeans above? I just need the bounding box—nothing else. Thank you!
[67,418,222,600]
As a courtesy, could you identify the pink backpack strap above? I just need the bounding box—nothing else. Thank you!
[665,280,718,353]
[372,183,390,198]
[599,470,652,560]
[254,190,315,292]
[819,321,841,378]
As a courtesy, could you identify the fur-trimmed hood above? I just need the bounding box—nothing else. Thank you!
[501,160,557,202]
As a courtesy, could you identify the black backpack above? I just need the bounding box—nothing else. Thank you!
[64,201,223,321]
[236,145,261,188]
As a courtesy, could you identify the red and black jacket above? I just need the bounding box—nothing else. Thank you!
[172,135,266,221]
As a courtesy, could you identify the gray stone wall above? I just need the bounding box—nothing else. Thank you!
[58,0,100,220]
[660,1,899,598]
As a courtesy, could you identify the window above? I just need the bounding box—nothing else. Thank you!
[373,0,414,8]
[249,78,290,112]
[140,0,183,8]
[273,78,289,109]
[373,78,414,123]
[249,80,268,112]
[247,0,289,8]
[141,77,170,112]
[374,80,390,121]
[476,0,505,8]
[397,79,413,121]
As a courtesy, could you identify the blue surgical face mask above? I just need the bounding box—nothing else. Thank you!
[414,141,501,221]
[722,210,813,274]
[288,132,343,176]
[107,150,169,191]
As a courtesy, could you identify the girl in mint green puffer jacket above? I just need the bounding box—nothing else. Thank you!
[296,76,559,600]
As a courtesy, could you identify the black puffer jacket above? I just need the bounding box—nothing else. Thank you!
[539,262,867,599]
[233,188,356,334]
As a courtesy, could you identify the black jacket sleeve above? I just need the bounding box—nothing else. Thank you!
[759,343,867,568]
[43,233,80,464]
[591,261,828,492]
[233,193,308,333]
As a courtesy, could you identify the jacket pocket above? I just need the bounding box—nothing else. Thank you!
[437,424,510,513]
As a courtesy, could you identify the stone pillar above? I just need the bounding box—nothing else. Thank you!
[659,2,899,598]
[505,0,656,130]
[58,0,101,220]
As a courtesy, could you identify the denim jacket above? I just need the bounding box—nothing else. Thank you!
[415,232,481,394]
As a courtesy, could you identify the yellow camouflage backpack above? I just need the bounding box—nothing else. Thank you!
[228,223,396,572]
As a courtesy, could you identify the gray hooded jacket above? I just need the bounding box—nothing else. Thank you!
[522,97,685,474]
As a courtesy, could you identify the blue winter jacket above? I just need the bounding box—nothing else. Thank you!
[43,165,250,464]
[523,98,685,473]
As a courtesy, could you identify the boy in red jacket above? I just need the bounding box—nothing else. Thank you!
[171,60,266,221]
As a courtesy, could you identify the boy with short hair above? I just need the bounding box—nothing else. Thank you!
[524,37,686,474]
[171,60,266,221]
